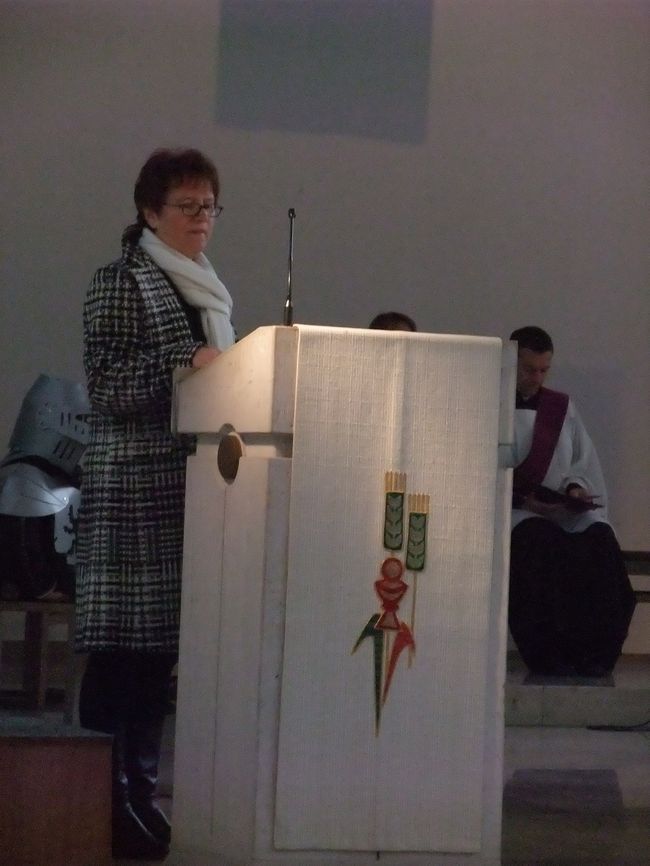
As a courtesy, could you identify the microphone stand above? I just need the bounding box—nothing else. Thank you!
[284,208,295,325]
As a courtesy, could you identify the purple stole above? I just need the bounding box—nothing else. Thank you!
[513,387,569,491]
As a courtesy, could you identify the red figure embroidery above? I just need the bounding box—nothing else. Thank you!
[374,557,408,630]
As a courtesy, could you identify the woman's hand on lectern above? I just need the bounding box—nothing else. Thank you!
[192,346,221,368]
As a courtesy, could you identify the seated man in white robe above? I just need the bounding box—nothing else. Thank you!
[508,326,636,677]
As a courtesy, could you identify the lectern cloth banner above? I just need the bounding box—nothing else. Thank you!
[275,325,503,852]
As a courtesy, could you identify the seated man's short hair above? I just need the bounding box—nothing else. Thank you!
[369,311,417,332]
[510,326,553,354]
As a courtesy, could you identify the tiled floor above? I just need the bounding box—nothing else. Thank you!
[139,713,650,866]
[502,726,650,865]
[502,652,650,864]
[3,660,649,865]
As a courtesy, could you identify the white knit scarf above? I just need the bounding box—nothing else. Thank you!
[139,227,235,350]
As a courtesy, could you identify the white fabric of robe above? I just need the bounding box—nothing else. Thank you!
[512,398,608,532]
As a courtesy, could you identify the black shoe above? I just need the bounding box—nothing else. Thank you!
[131,800,172,845]
[575,662,611,678]
[528,661,577,677]
[112,801,169,860]
[551,662,579,677]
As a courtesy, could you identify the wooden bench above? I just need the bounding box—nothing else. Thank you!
[624,551,650,598]
[621,551,649,655]
[0,600,76,723]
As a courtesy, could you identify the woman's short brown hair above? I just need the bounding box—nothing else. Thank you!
[124,148,220,243]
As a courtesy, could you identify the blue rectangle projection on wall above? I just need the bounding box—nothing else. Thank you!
[217,0,431,144]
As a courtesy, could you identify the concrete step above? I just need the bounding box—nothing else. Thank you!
[505,651,650,728]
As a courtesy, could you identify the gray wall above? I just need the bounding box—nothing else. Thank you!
[1,0,648,547]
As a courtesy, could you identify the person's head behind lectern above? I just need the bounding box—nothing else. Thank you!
[369,311,417,332]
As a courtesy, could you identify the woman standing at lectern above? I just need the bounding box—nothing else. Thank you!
[76,148,235,860]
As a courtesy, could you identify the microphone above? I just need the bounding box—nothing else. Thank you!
[284,208,296,325]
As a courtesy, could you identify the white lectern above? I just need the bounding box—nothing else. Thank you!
[171,325,515,866]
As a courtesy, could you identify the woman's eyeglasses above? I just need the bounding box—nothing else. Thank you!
[163,202,223,218]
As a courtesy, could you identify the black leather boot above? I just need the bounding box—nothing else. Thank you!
[126,708,172,845]
[113,729,169,860]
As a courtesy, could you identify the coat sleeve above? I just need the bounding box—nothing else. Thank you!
[83,262,202,416]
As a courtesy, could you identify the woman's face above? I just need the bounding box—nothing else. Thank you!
[144,179,216,260]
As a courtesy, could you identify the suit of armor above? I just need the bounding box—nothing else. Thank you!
[0,374,89,600]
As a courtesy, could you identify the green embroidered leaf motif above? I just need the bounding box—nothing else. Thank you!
[383,492,404,550]
[352,614,384,734]
[406,513,428,571]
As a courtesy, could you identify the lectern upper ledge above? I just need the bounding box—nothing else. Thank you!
[174,325,298,439]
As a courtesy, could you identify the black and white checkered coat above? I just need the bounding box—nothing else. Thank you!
[75,239,204,653]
